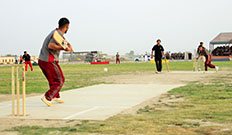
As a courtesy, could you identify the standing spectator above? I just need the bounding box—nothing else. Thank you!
[19,55,23,64]
[116,52,120,64]
[23,51,33,71]
[151,39,165,73]
[15,55,18,64]
[144,53,148,62]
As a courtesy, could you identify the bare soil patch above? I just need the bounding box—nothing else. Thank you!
[98,71,216,85]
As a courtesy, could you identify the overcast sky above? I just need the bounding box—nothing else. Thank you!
[1,0,232,56]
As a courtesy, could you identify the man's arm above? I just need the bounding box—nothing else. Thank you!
[66,43,73,52]
[28,54,31,61]
[48,36,73,52]
[196,55,200,60]
[48,43,64,51]
[161,46,165,58]
[162,51,166,58]
[151,50,154,58]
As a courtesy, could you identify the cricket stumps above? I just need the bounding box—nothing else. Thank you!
[11,64,26,116]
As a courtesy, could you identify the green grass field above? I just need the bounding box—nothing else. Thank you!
[5,62,232,135]
[1,61,231,94]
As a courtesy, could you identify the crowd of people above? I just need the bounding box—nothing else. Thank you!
[212,46,231,56]
[170,52,185,60]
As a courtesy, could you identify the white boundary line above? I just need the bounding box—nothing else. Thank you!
[63,106,99,120]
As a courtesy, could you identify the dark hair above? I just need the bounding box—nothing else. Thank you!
[157,39,161,42]
[24,51,27,53]
[200,42,203,45]
[58,17,70,28]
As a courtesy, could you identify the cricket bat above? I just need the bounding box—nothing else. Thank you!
[53,30,69,49]
[164,58,170,72]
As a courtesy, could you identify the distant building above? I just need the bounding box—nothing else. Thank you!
[209,32,232,60]
[0,56,15,64]
[0,56,39,65]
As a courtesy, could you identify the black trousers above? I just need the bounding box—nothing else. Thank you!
[155,58,162,72]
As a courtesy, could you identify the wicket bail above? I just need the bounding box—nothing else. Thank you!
[11,64,26,116]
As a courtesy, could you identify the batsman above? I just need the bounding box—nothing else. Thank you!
[39,17,73,107]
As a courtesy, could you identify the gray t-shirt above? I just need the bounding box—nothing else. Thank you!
[39,29,63,62]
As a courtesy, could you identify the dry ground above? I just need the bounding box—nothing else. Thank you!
[0,71,218,134]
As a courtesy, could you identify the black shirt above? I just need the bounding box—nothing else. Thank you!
[197,45,204,55]
[199,49,208,59]
[152,44,164,59]
[23,54,31,61]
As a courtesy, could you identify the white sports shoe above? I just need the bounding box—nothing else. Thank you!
[53,98,64,103]
[41,97,54,107]
[215,66,219,72]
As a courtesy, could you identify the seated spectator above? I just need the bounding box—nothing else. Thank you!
[212,46,231,56]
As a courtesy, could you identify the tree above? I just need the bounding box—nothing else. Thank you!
[128,50,134,56]
[125,50,136,59]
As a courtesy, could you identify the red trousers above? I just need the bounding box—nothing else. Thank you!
[25,61,33,71]
[116,58,120,64]
[38,60,65,101]
[205,59,215,71]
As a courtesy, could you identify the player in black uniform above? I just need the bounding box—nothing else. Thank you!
[151,39,165,73]
[23,51,33,71]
